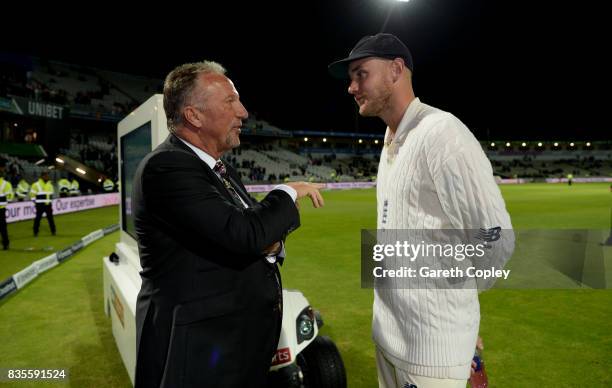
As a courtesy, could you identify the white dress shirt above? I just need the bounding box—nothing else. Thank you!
[178,138,297,204]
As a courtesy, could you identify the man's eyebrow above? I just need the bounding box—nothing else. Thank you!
[349,64,363,74]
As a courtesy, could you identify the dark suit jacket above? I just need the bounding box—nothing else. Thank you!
[133,134,300,388]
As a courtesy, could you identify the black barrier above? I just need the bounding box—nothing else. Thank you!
[56,248,74,263]
[71,241,84,253]
[103,224,120,235]
[0,224,120,302]
[0,277,17,302]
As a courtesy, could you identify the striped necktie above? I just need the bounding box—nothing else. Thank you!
[213,160,247,208]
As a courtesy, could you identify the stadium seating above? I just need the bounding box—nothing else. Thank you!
[3,56,610,184]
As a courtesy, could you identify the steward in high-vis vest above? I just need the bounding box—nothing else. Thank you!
[16,178,29,201]
[0,164,14,250]
[58,178,71,197]
[103,178,115,192]
[30,171,56,237]
[70,178,80,196]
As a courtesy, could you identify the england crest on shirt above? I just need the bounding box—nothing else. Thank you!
[381,199,388,227]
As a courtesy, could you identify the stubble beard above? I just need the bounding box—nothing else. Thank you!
[226,131,241,149]
[360,83,393,118]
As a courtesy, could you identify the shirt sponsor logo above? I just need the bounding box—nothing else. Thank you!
[475,226,502,249]
[475,226,502,242]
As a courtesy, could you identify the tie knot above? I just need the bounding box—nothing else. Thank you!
[213,160,227,177]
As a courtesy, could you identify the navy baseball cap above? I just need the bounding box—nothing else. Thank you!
[328,33,414,79]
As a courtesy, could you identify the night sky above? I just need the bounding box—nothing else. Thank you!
[4,0,609,140]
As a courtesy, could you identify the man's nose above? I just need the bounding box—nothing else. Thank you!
[348,80,358,95]
[236,101,248,119]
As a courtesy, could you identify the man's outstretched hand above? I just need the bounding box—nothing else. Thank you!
[285,182,325,208]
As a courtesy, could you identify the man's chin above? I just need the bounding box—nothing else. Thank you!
[227,135,240,148]
[359,106,374,117]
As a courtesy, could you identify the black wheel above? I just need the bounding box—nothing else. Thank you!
[297,336,347,388]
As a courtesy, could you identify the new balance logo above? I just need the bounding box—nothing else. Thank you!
[476,226,502,242]
[475,226,502,248]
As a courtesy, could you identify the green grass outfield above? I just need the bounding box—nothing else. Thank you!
[0,206,119,282]
[0,183,610,387]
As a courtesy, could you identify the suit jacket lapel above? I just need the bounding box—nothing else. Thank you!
[166,134,238,204]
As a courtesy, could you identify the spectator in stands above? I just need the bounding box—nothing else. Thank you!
[132,60,324,388]
[329,33,514,388]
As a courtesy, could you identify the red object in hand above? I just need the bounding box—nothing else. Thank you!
[469,351,488,388]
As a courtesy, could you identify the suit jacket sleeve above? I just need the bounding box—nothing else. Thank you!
[141,150,300,259]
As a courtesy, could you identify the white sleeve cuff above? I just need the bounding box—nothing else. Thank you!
[265,241,286,264]
[273,184,297,202]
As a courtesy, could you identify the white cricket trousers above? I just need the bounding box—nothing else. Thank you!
[376,348,468,388]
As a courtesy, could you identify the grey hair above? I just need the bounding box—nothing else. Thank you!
[163,60,226,133]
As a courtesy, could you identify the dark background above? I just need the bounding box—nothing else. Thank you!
[3,0,609,140]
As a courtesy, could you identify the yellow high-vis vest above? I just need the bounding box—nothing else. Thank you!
[0,178,14,209]
[16,179,29,200]
[30,179,54,205]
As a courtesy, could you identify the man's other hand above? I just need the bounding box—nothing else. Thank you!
[262,241,281,256]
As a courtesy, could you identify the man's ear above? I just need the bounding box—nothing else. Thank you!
[183,106,202,128]
[390,58,404,83]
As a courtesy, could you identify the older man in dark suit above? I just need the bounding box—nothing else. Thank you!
[133,60,324,388]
